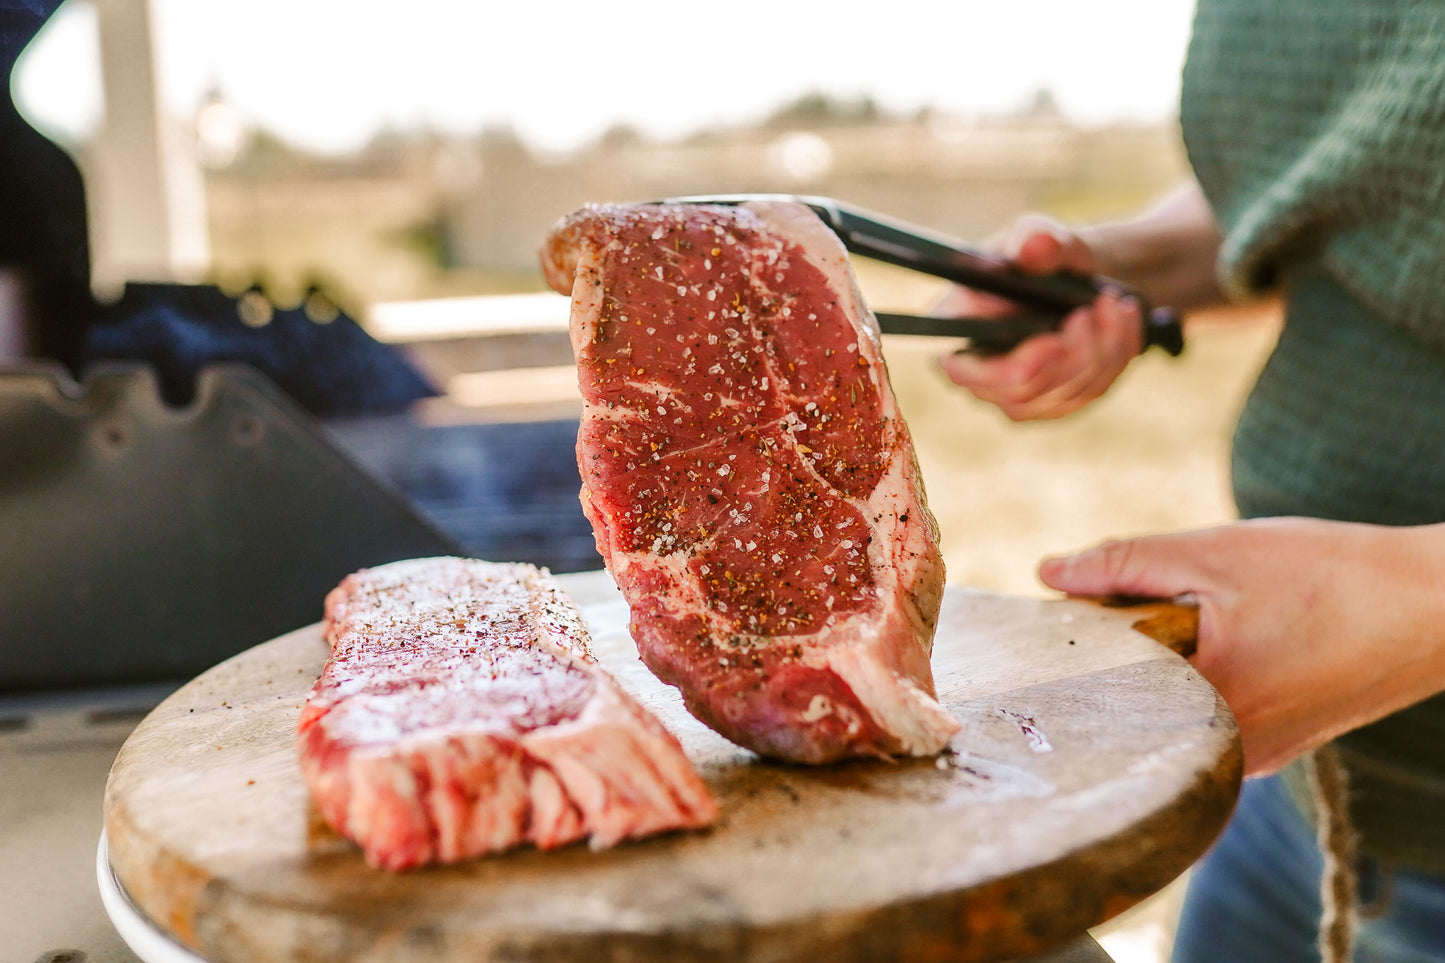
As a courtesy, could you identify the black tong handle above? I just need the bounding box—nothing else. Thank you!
[873,311,1058,353]
[874,307,1183,355]
[814,199,1184,356]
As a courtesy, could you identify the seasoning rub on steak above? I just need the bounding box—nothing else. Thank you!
[540,200,961,764]
[296,557,717,871]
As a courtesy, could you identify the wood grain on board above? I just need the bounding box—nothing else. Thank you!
[104,572,1238,963]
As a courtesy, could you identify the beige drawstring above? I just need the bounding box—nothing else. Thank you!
[1304,744,1358,963]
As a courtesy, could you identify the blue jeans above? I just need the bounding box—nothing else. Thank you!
[1172,774,1445,962]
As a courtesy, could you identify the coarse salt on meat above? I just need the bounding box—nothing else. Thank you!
[540,200,961,764]
[296,557,717,871]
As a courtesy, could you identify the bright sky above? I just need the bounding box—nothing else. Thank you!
[18,0,1198,155]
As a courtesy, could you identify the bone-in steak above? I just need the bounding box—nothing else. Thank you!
[297,556,717,870]
[540,200,960,763]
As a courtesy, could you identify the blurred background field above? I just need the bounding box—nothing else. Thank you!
[16,0,1282,597]
[183,120,1277,597]
[186,112,1280,598]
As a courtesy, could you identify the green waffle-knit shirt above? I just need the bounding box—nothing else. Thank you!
[1181,0,1445,871]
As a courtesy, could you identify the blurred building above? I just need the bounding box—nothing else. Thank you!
[200,96,1190,306]
[439,110,1188,274]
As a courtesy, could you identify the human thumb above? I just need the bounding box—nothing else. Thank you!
[1038,533,1201,600]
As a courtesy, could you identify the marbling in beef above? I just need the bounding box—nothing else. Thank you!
[540,200,960,763]
[296,557,717,871]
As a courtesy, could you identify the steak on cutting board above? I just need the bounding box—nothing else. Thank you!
[540,200,960,764]
[296,556,717,871]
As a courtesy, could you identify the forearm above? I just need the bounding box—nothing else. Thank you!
[1075,181,1228,314]
[1235,520,1445,774]
[1337,522,1445,726]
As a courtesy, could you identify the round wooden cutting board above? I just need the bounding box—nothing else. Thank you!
[103,573,1240,963]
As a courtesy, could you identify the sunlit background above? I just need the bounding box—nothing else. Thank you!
[13,0,1213,306]
[10,4,1279,958]
[21,0,1197,153]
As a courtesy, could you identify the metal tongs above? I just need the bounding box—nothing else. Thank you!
[662,194,1184,356]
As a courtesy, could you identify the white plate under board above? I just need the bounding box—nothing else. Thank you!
[97,830,210,963]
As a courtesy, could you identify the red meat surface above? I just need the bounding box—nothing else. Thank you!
[297,557,717,871]
[541,200,960,763]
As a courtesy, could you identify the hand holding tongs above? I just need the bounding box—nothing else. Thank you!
[662,194,1184,357]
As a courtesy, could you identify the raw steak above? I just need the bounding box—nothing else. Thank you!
[540,200,960,764]
[296,556,717,871]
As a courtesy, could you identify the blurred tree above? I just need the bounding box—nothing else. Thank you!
[763,90,884,128]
